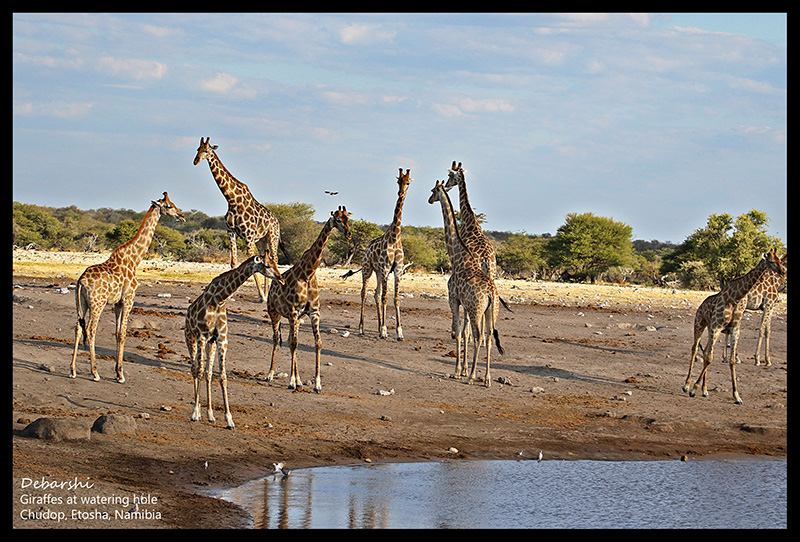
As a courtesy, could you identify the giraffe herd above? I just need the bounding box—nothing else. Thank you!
[66,137,786,431]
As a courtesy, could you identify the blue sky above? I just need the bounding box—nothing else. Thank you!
[13,13,786,243]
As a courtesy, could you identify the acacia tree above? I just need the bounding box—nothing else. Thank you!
[547,212,633,283]
[663,209,784,287]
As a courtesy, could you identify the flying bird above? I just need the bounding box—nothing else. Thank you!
[324,191,338,196]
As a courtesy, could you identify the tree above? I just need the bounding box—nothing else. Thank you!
[663,209,784,287]
[497,233,543,278]
[547,212,633,283]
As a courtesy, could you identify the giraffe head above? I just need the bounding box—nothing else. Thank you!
[330,206,352,241]
[193,137,218,165]
[153,192,186,222]
[763,251,786,276]
[444,161,465,190]
[247,254,284,284]
[254,235,285,281]
[427,180,447,205]
[396,168,412,197]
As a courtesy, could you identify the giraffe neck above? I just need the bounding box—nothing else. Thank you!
[726,259,771,302]
[293,219,335,281]
[110,205,161,269]
[206,151,252,205]
[456,176,482,233]
[204,259,258,303]
[437,189,470,268]
[385,190,407,244]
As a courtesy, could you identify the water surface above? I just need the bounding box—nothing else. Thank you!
[218,459,786,529]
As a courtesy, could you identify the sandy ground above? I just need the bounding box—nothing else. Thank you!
[12,250,787,529]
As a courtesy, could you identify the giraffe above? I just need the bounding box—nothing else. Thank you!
[442,161,510,365]
[428,180,503,386]
[341,168,412,340]
[70,192,185,382]
[185,254,283,429]
[266,207,352,393]
[743,253,787,366]
[683,251,785,404]
[193,137,283,302]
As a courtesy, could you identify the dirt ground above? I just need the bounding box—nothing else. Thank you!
[12,252,787,529]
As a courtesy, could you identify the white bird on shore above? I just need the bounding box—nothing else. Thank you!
[272,462,284,474]
[538,450,543,462]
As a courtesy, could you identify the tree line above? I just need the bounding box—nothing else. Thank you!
[13,201,784,291]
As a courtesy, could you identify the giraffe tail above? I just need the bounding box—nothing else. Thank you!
[341,268,362,280]
[499,296,513,313]
[279,240,291,262]
[75,281,89,346]
[493,329,505,355]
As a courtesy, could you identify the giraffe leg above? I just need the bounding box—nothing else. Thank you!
[217,330,235,429]
[467,317,482,384]
[70,320,83,379]
[762,310,772,367]
[728,323,744,404]
[228,232,238,268]
[452,308,463,379]
[190,337,204,423]
[755,306,772,366]
[85,305,103,382]
[267,314,281,382]
[375,275,388,339]
[70,287,89,379]
[358,267,371,336]
[113,296,134,383]
[204,339,217,423]
[393,269,404,341]
[683,324,704,393]
[288,318,301,390]
[311,312,322,393]
[691,329,720,398]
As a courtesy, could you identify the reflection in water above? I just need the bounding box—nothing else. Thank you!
[218,459,787,529]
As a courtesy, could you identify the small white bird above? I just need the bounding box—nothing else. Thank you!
[272,462,284,474]
[203,461,208,470]
[538,450,543,462]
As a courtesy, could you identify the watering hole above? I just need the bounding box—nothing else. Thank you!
[217,458,786,529]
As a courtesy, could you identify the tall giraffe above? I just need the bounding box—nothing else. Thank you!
[442,161,509,364]
[743,252,787,366]
[70,192,185,382]
[683,251,785,404]
[266,207,352,393]
[341,168,412,340]
[185,255,283,429]
[428,180,503,387]
[193,137,283,302]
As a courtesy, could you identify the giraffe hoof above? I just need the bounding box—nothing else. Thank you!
[92,375,101,382]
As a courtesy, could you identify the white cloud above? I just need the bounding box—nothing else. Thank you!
[13,101,92,118]
[97,57,167,81]
[434,97,514,117]
[339,23,396,45]
[199,72,257,99]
